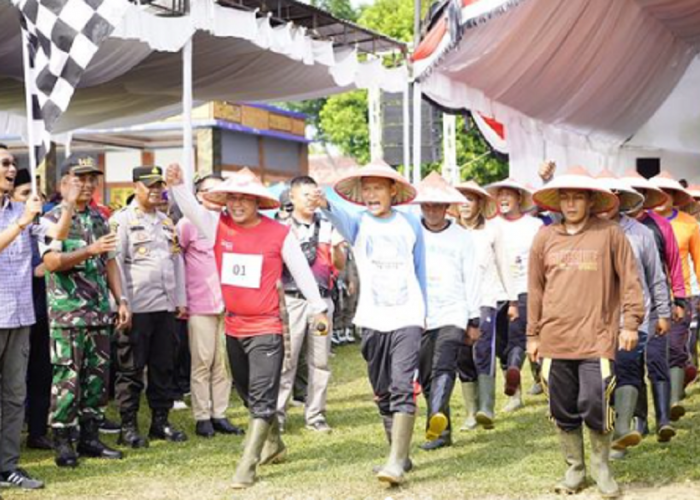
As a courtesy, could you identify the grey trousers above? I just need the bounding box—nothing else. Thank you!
[0,327,30,472]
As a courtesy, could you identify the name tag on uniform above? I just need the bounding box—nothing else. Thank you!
[221,253,263,289]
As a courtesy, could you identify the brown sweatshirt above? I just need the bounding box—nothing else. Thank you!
[527,217,645,360]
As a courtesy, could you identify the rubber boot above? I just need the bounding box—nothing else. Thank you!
[373,415,413,473]
[118,413,149,449]
[425,374,454,441]
[589,430,620,498]
[670,367,686,421]
[476,374,495,429]
[77,419,123,459]
[459,382,478,431]
[503,388,523,413]
[259,416,287,465]
[231,419,270,489]
[504,347,524,396]
[612,386,642,450]
[553,427,586,494]
[377,413,415,486]
[53,427,78,468]
[528,359,543,395]
[651,381,676,443]
[633,384,650,437]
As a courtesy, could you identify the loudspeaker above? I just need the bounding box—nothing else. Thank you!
[637,158,660,179]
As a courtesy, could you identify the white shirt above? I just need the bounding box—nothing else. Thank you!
[493,215,543,296]
[323,205,427,332]
[466,219,517,308]
[423,220,481,330]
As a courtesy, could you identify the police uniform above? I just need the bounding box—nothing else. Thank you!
[110,166,187,446]
[41,156,123,466]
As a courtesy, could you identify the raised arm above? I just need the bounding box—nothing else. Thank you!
[167,163,218,243]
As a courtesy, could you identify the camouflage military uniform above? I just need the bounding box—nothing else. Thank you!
[42,204,113,428]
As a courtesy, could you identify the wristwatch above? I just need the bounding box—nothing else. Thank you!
[119,297,130,307]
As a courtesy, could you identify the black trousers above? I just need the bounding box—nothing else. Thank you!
[115,311,177,415]
[226,334,283,422]
[542,358,615,433]
[172,319,191,399]
[504,293,528,370]
[419,326,464,434]
[26,316,51,438]
[360,327,422,416]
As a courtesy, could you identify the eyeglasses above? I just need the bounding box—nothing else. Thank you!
[1,159,17,167]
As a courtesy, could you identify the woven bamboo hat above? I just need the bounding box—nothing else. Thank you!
[485,178,534,212]
[334,159,416,206]
[650,171,693,207]
[533,166,618,214]
[454,180,498,219]
[203,167,280,209]
[596,169,644,213]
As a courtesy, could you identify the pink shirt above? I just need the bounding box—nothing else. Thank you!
[177,217,224,315]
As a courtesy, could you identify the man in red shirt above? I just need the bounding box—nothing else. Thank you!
[168,164,328,489]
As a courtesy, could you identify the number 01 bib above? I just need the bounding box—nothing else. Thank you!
[221,253,263,289]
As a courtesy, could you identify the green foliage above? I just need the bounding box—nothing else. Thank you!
[357,0,415,42]
[310,0,358,22]
[319,90,370,165]
[457,115,509,184]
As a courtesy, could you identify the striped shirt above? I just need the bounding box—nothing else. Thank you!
[0,196,47,328]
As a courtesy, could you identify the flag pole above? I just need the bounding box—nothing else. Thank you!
[20,29,38,196]
[182,36,194,191]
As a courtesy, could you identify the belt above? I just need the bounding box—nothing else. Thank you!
[286,288,330,299]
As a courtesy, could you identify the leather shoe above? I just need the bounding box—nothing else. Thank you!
[211,418,245,436]
[195,420,215,438]
[27,435,53,450]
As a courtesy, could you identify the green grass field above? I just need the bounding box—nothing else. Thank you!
[5,344,700,500]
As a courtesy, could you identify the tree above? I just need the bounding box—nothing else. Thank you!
[319,90,370,164]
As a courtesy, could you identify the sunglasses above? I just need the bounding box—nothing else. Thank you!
[1,159,17,167]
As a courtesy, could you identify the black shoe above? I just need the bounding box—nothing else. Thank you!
[118,416,149,449]
[419,435,452,451]
[99,418,122,435]
[53,428,78,468]
[77,420,123,460]
[26,435,53,450]
[211,417,245,435]
[0,468,45,489]
[149,410,188,442]
[196,420,215,438]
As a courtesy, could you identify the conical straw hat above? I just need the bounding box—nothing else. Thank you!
[596,169,644,213]
[413,171,467,205]
[334,159,416,206]
[485,178,534,212]
[620,170,670,209]
[650,171,693,207]
[454,180,498,219]
[203,167,280,210]
[533,166,618,214]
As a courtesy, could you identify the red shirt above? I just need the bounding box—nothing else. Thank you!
[214,214,290,337]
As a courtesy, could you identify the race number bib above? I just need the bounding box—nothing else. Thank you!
[221,253,263,289]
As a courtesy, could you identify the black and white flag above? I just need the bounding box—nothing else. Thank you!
[13,0,128,164]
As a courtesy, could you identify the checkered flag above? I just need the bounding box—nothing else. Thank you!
[13,0,128,164]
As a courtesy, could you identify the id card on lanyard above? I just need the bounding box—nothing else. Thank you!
[221,253,263,289]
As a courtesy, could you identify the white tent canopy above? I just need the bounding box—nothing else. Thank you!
[414,0,700,183]
[0,0,407,139]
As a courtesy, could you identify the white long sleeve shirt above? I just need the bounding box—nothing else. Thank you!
[423,220,481,330]
[465,220,517,308]
[493,215,543,296]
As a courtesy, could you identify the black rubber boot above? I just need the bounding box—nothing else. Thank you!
[77,419,123,459]
[118,413,149,449]
[53,427,78,468]
[670,367,686,421]
[149,410,187,442]
[651,381,676,442]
